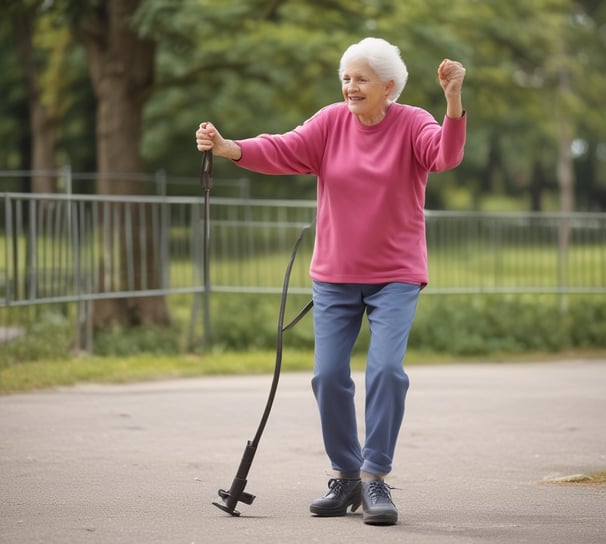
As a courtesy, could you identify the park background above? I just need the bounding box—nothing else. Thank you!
[1,0,605,392]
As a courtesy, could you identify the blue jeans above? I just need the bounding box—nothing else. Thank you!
[311,281,420,476]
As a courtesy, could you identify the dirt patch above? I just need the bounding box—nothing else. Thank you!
[542,472,606,487]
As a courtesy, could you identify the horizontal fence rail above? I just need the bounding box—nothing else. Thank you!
[0,168,251,198]
[1,193,606,310]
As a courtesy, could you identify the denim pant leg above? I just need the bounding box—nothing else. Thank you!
[311,281,365,474]
[361,282,420,476]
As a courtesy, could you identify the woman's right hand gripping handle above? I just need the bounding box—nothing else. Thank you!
[196,122,242,161]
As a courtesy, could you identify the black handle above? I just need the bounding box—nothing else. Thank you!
[200,151,213,191]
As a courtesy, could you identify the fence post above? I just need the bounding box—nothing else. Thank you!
[156,170,170,291]
[557,213,570,312]
[3,194,13,304]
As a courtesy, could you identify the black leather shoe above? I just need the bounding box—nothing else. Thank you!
[309,478,362,516]
[361,480,398,525]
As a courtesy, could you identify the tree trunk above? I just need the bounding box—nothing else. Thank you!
[79,0,170,328]
[14,6,58,194]
[30,102,59,194]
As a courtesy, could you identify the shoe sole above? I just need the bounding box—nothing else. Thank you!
[362,511,398,526]
[310,501,361,517]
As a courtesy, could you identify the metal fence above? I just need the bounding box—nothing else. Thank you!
[0,168,251,199]
[1,191,605,348]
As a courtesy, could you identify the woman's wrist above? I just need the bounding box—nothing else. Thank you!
[218,140,242,161]
[445,94,463,118]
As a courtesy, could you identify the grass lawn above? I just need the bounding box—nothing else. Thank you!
[2,347,605,395]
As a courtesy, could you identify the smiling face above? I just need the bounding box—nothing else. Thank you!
[341,59,394,126]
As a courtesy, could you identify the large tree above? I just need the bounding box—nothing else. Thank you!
[4,0,605,210]
[74,0,169,327]
[8,2,72,194]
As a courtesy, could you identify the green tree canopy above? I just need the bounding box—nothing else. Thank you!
[1,0,605,209]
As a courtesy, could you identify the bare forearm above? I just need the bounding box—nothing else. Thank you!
[216,139,242,161]
[445,92,463,119]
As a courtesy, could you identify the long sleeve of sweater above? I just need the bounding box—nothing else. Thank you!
[234,102,466,285]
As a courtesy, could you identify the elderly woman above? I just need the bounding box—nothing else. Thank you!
[196,37,466,526]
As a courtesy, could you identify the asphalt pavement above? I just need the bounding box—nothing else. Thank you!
[1,359,605,543]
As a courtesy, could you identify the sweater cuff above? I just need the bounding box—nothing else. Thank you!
[445,110,466,121]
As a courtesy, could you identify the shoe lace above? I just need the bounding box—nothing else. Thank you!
[327,478,346,494]
[327,477,360,496]
[366,480,392,503]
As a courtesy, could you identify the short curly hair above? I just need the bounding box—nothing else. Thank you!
[338,37,408,102]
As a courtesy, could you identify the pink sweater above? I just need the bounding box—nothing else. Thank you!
[235,102,466,285]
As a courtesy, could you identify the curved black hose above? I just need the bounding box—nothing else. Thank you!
[207,146,315,515]
[251,220,314,447]
[212,220,314,516]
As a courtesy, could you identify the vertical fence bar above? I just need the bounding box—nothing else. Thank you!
[557,213,569,310]
[112,203,120,291]
[150,200,160,281]
[3,195,12,304]
[139,202,147,291]
[72,197,83,351]
[26,199,36,301]
[91,200,98,296]
[14,198,22,301]
[79,199,93,352]
[54,200,63,297]
[124,203,134,291]
[157,171,168,293]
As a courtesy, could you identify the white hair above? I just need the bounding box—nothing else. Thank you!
[338,37,408,102]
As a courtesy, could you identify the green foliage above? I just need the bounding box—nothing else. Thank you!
[0,0,96,178]
[139,0,384,191]
[92,323,183,356]
[209,295,277,351]
[2,293,605,365]
[567,300,606,347]
[206,293,315,351]
[0,8,29,174]
[409,295,606,356]
[0,310,73,367]
[137,0,606,208]
[2,0,606,207]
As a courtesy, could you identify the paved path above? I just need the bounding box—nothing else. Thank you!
[1,360,605,543]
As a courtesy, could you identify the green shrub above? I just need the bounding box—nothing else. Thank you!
[93,324,183,356]
[205,293,315,351]
[566,302,606,348]
[409,295,601,356]
[2,294,604,364]
[202,293,605,357]
[0,310,73,366]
